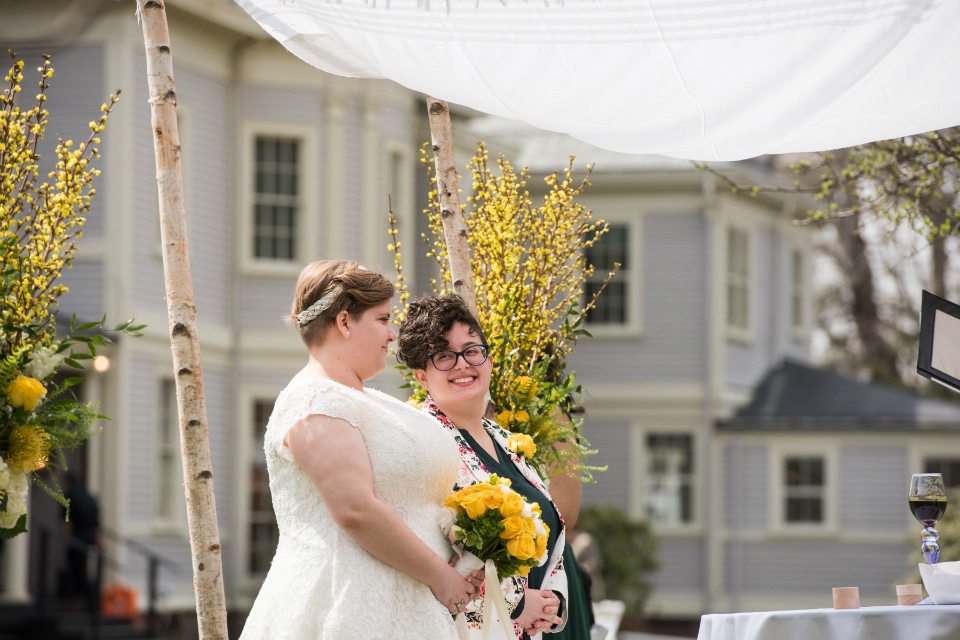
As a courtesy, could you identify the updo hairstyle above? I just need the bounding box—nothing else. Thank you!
[289,260,396,347]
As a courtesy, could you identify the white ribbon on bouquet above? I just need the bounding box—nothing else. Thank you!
[454,551,516,640]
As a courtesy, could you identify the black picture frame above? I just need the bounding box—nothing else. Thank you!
[918,290,960,394]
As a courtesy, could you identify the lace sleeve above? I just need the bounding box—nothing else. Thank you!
[269,384,364,462]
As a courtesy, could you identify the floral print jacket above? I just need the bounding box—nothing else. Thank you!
[422,397,568,639]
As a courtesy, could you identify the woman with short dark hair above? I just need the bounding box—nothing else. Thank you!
[398,293,568,639]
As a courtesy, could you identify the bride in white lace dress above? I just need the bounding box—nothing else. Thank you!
[240,261,478,640]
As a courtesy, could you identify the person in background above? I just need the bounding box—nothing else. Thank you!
[60,472,100,613]
[567,527,605,603]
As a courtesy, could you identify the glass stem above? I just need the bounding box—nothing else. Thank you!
[922,526,940,565]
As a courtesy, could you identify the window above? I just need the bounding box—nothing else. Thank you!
[254,137,299,260]
[784,456,824,523]
[925,458,960,492]
[726,227,750,332]
[585,224,628,324]
[154,380,181,526]
[645,434,693,524]
[249,400,279,574]
[791,248,805,332]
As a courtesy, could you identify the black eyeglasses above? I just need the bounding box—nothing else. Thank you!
[428,344,490,371]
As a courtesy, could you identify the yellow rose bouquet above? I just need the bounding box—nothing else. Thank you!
[0,52,142,539]
[442,474,550,581]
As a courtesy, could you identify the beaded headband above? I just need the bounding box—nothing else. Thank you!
[296,284,342,327]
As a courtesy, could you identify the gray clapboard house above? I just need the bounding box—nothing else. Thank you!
[5,0,957,635]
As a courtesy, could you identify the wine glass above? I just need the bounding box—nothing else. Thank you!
[909,473,948,564]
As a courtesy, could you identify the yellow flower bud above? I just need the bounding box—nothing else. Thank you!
[7,375,47,410]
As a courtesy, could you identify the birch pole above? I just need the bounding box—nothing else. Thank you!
[425,96,478,317]
[137,2,228,637]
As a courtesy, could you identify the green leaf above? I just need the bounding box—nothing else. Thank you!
[64,377,84,388]
[70,312,77,333]
[63,359,83,369]
[0,515,27,540]
[70,353,93,360]
[113,319,132,331]
[126,324,147,332]
[75,321,101,332]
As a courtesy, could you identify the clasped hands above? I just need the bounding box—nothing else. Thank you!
[441,553,560,634]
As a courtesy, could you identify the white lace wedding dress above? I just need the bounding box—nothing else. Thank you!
[240,378,461,640]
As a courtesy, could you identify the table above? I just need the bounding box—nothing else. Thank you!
[697,605,960,640]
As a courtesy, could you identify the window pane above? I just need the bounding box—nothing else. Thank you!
[784,456,824,523]
[585,224,628,325]
[786,497,822,522]
[646,434,694,524]
[254,136,299,260]
[925,458,960,491]
[250,400,279,574]
[726,227,750,330]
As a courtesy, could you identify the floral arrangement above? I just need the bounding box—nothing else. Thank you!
[441,474,550,581]
[0,52,142,539]
[389,142,616,479]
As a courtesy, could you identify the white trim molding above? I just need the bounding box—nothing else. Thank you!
[767,440,839,536]
[584,214,644,338]
[239,120,320,277]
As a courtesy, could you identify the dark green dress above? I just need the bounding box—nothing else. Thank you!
[458,430,563,638]
[553,543,592,640]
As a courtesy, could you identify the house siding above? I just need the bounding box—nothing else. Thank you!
[723,541,914,597]
[654,539,704,592]
[840,446,910,532]
[571,212,707,384]
[724,444,767,530]
[580,418,631,512]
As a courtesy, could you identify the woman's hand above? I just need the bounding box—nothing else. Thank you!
[429,562,478,615]
[447,553,485,588]
[515,589,562,634]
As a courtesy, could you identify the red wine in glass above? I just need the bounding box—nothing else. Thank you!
[909,474,948,564]
[909,498,947,527]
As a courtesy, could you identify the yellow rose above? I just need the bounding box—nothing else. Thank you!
[444,492,461,509]
[536,534,548,558]
[496,410,514,429]
[7,375,46,411]
[480,489,504,510]
[499,492,525,518]
[507,433,536,459]
[507,533,537,560]
[461,492,487,520]
[523,517,537,536]
[513,376,538,402]
[458,485,481,497]
[499,515,524,539]
[514,410,530,424]
[517,564,531,577]
[530,503,542,517]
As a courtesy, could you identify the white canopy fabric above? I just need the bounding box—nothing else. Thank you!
[236,0,960,161]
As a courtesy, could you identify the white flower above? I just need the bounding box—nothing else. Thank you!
[534,519,547,537]
[8,471,27,496]
[23,343,64,381]
[438,507,458,535]
[521,505,533,519]
[0,468,8,491]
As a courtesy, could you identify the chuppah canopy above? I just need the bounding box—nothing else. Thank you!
[235,0,960,161]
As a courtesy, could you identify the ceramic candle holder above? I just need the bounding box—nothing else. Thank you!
[832,587,860,609]
[896,584,923,606]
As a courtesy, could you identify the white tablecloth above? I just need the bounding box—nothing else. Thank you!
[698,605,960,640]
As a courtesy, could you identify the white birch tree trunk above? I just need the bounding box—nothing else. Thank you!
[137,2,228,637]
[425,96,479,317]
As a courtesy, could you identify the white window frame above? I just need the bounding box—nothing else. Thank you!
[789,244,809,341]
[643,431,697,528]
[151,375,187,537]
[583,214,643,338]
[629,417,702,535]
[725,224,755,344]
[236,383,287,596]
[240,121,319,277]
[768,441,838,535]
